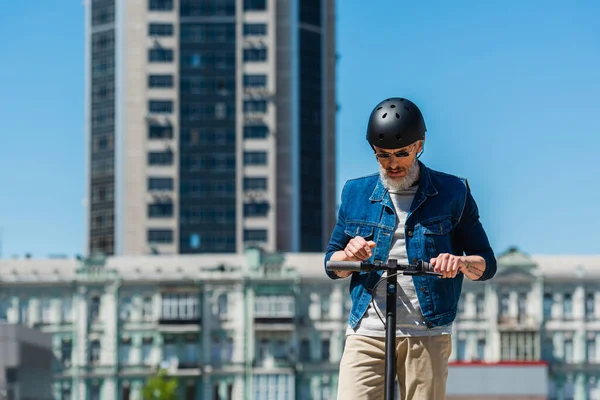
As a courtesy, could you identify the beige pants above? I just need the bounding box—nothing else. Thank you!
[337,334,452,400]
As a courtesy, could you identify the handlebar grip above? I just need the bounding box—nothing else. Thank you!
[326,261,362,272]
[419,260,435,273]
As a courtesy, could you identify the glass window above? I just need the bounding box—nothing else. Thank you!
[244,0,266,10]
[243,23,267,36]
[244,74,267,88]
[148,125,173,139]
[149,48,173,62]
[244,229,267,242]
[244,177,267,190]
[148,23,173,36]
[149,0,173,11]
[148,229,173,243]
[243,151,267,165]
[148,151,173,165]
[244,125,268,139]
[148,178,173,191]
[148,203,174,218]
[149,100,173,113]
[243,48,267,62]
[148,74,174,88]
[564,294,573,319]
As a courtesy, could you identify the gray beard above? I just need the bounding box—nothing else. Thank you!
[379,161,420,192]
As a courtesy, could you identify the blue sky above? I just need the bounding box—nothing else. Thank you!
[0,0,598,258]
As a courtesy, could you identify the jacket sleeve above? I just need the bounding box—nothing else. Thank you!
[455,182,497,281]
[324,182,351,280]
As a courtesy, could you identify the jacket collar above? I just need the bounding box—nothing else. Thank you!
[369,160,438,202]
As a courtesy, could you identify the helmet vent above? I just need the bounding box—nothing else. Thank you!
[382,113,388,119]
[386,98,391,101]
[390,104,396,108]
[399,98,405,102]
[396,134,402,139]
[395,113,400,119]
[404,107,410,111]
[377,106,382,110]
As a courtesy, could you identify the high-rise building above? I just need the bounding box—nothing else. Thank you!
[85,0,337,256]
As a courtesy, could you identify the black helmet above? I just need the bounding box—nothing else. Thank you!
[366,97,426,149]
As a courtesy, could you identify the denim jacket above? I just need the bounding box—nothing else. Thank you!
[324,161,497,329]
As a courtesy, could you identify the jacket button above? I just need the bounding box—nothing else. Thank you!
[408,230,413,237]
[420,287,426,292]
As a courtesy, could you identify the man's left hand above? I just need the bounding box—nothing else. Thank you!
[430,254,486,280]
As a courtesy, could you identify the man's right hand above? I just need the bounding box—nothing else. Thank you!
[330,236,377,278]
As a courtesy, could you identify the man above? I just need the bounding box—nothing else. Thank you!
[324,97,497,400]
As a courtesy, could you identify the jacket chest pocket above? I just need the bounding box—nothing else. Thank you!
[344,223,375,241]
[420,217,454,256]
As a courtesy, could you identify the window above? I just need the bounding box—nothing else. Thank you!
[148,23,173,36]
[149,48,173,62]
[244,229,268,242]
[148,177,174,191]
[518,293,527,322]
[243,48,267,62]
[19,301,28,324]
[148,229,173,243]
[122,386,131,400]
[500,332,538,361]
[244,74,267,88]
[215,102,227,119]
[149,0,173,11]
[300,340,310,362]
[149,100,173,113]
[61,339,72,366]
[148,125,173,139]
[90,296,100,321]
[586,293,595,318]
[148,74,174,88]
[161,293,199,320]
[499,293,510,317]
[186,385,196,400]
[244,100,267,113]
[120,297,132,320]
[89,384,100,400]
[543,293,553,318]
[564,339,574,363]
[321,339,330,361]
[218,294,228,316]
[244,151,267,166]
[142,338,153,365]
[476,339,486,360]
[41,299,52,323]
[244,202,270,217]
[119,339,131,365]
[142,297,153,319]
[563,294,573,319]
[244,0,266,10]
[252,375,292,400]
[244,177,267,191]
[148,151,173,165]
[255,295,294,318]
[244,23,267,36]
[588,338,596,362]
[244,125,268,139]
[148,203,173,218]
[475,293,485,315]
[90,340,101,363]
[184,339,198,366]
[457,338,467,360]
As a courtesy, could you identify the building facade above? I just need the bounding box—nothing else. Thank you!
[85,0,337,256]
[0,247,599,399]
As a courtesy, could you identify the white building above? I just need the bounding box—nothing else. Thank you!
[0,246,598,399]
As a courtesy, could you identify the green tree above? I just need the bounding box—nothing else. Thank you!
[142,369,179,400]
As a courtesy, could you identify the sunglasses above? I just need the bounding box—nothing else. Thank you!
[374,144,417,159]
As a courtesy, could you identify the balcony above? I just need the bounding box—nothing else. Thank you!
[158,316,201,325]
